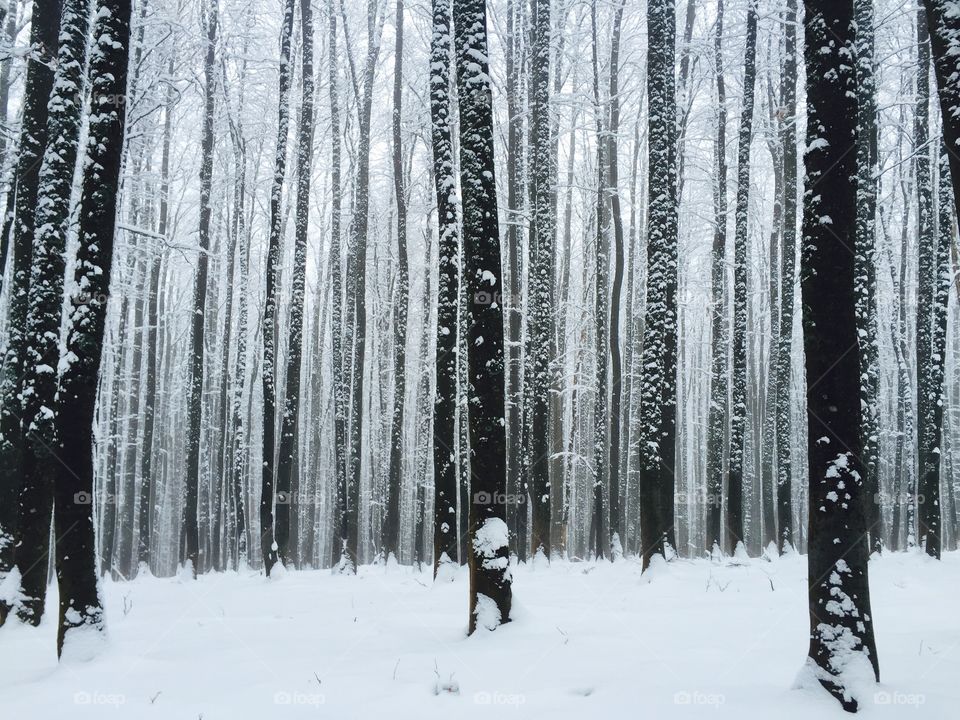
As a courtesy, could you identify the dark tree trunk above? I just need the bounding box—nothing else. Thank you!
[776,0,799,555]
[705,0,728,556]
[430,0,459,576]
[916,7,947,559]
[453,0,512,632]
[382,0,407,563]
[0,0,60,627]
[727,0,758,556]
[504,0,524,559]
[638,0,679,571]
[606,0,626,558]
[923,0,960,224]
[23,0,89,615]
[801,0,880,708]
[327,0,350,572]
[528,0,553,560]
[855,0,882,555]
[183,0,218,577]
[589,0,607,562]
[260,0,295,576]
[137,58,174,571]
[343,0,383,569]
[54,0,131,656]
[276,0,316,568]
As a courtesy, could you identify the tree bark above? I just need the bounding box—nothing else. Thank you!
[454,0,512,632]
[801,0,880,707]
[638,0,679,570]
[54,0,131,656]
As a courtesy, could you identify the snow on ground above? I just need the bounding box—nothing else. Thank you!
[0,551,956,718]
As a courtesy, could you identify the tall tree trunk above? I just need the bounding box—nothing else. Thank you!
[137,56,174,572]
[54,0,131,657]
[454,0,512,632]
[639,0,679,570]
[855,0,882,555]
[727,0,758,556]
[344,0,383,569]
[917,7,947,559]
[775,0,798,555]
[528,0,553,560]
[276,0,316,568]
[705,0,728,555]
[328,0,350,571]
[260,0,296,576]
[606,0,626,558]
[430,0,459,576]
[923,0,960,224]
[382,0,406,563]
[504,0,524,558]
[801,0,880,708]
[0,0,60,626]
[589,0,607,562]
[183,0,218,577]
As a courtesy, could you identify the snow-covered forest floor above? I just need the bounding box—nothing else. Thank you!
[0,551,955,718]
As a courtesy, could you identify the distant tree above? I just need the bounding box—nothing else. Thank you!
[183,0,218,577]
[801,0,880,708]
[276,0,317,567]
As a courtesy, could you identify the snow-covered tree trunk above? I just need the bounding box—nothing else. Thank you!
[382,0,406,564]
[800,0,880,708]
[0,0,59,627]
[606,0,626,559]
[430,0,459,576]
[638,0,679,571]
[183,0,218,577]
[276,0,316,568]
[138,57,174,570]
[260,0,295,576]
[854,0,882,555]
[705,0,728,556]
[776,0,799,555]
[327,0,350,572]
[923,0,960,224]
[453,0,512,632]
[504,0,523,559]
[589,0,607,561]
[528,0,553,560]
[344,0,383,569]
[54,0,132,657]
[916,6,944,559]
[727,0,758,556]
